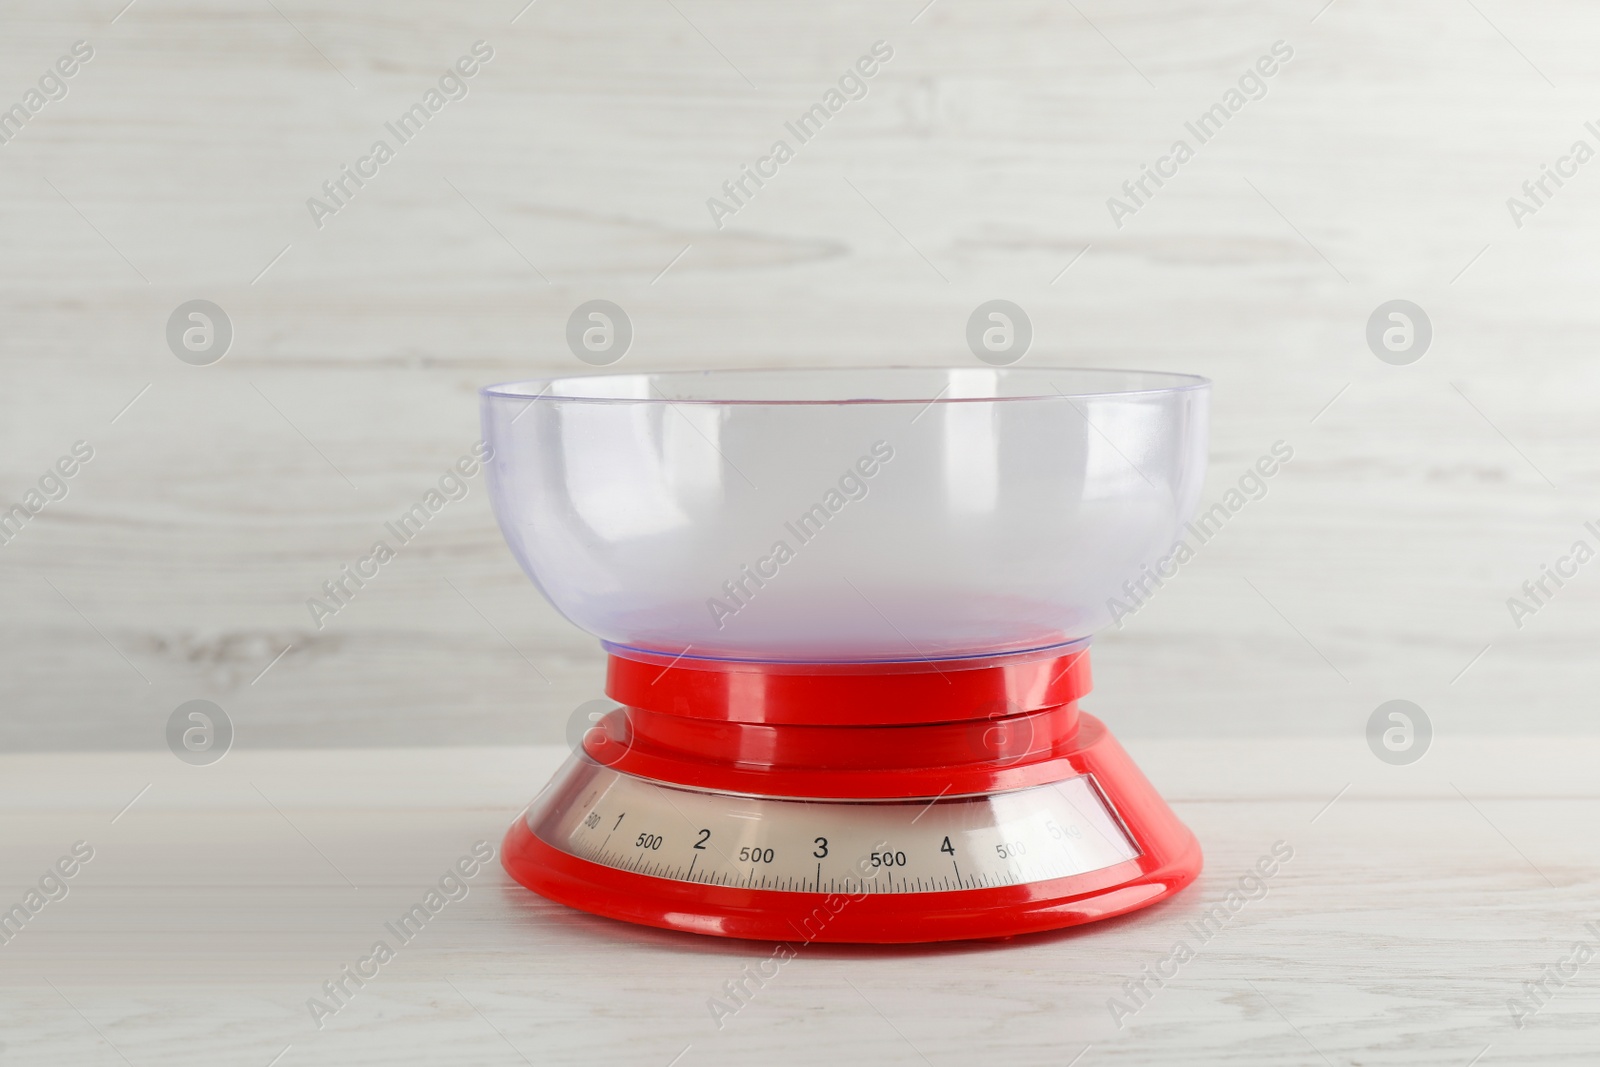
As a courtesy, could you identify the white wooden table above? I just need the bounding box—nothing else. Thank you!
[1,737,1593,1065]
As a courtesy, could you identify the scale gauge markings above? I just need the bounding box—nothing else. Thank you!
[529,763,1141,894]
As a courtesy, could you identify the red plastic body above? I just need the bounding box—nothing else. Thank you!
[502,646,1201,943]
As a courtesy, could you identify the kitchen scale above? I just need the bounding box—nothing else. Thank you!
[481,367,1210,942]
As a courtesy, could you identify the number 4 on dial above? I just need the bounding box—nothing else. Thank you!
[940,836,955,855]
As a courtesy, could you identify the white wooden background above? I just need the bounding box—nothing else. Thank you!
[1,1,1597,748]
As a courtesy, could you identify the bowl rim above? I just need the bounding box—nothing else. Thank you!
[479,366,1212,406]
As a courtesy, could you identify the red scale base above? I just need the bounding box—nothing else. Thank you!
[502,645,1202,943]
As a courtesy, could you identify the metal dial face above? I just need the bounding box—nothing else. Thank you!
[529,760,1140,894]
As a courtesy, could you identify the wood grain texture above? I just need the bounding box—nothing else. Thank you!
[0,739,1596,1064]
[2,1,1599,746]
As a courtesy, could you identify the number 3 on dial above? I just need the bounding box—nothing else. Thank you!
[813,837,828,858]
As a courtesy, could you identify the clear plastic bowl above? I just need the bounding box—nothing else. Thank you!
[480,368,1209,663]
